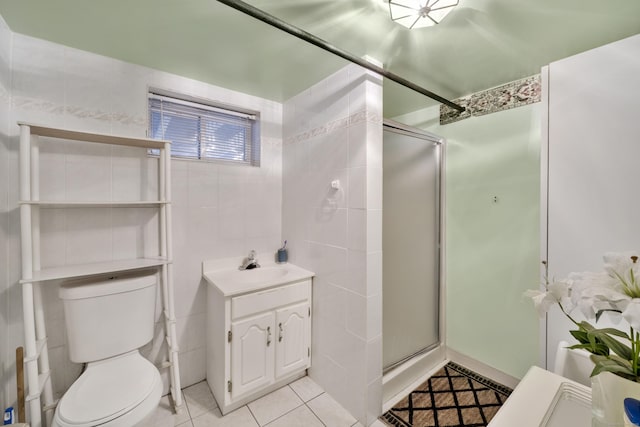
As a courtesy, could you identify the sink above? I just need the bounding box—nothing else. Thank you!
[540,382,591,427]
[488,366,592,427]
[221,266,289,285]
[203,261,315,297]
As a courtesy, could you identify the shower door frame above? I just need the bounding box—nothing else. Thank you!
[382,119,446,374]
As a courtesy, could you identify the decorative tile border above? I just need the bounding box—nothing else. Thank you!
[12,96,65,116]
[284,109,381,145]
[12,95,146,127]
[440,74,541,125]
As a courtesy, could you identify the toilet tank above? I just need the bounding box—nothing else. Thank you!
[59,272,157,363]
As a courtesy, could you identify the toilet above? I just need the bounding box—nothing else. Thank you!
[52,272,162,427]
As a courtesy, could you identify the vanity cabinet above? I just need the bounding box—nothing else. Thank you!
[206,275,312,414]
[274,303,310,378]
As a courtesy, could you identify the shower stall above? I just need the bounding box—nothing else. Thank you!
[382,120,443,398]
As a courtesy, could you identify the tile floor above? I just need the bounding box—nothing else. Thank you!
[142,376,388,427]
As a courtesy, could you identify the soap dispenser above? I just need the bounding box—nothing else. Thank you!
[624,398,640,426]
[277,240,288,263]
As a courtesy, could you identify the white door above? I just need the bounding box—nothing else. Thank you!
[230,312,275,400]
[275,303,310,379]
[544,34,640,370]
[383,127,441,369]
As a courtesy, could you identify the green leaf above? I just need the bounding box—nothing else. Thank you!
[570,330,589,344]
[579,321,596,331]
[591,328,631,340]
[608,355,634,370]
[589,332,632,360]
[591,355,609,364]
[594,343,610,356]
[569,328,611,355]
[569,342,609,355]
[568,343,592,350]
[592,354,636,377]
[591,358,636,378]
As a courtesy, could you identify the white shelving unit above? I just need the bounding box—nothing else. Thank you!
[17,122,183,427]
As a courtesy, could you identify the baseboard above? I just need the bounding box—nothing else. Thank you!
[382,345,447,411]
[446,348,520,389]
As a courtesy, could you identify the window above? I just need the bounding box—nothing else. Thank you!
[148,93,260,166]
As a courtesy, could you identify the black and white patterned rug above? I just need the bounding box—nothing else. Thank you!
[381,362,512,427]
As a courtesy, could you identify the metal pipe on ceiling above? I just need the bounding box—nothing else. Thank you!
[215,0,466,112]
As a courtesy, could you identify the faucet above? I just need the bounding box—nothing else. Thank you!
[239,250,260,270]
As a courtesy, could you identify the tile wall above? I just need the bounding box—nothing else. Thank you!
[1,28,283,406]
[282,62,383,425]
[0,14,12,409]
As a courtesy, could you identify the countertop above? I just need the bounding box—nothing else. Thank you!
[488,366,591,427]
[202,256,314,297]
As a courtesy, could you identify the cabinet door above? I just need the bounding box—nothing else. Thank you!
[275,302,310,379]
[231,312,275,400]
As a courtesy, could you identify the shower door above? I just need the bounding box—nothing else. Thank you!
[383,123,441,371]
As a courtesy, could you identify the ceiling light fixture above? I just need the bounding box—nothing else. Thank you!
[388,0,459,29]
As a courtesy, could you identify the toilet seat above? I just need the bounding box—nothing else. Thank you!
[53,351,161,427]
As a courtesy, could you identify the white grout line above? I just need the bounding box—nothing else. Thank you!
[304,394,328,427]
[180,382,370,427]
[245,403,261,426]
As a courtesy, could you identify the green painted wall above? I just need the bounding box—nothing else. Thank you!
[395,103,541,379]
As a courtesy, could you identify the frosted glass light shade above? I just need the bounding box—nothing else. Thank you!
[388,0,458,29]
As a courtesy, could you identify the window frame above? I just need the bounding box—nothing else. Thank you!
[147,91,261,166]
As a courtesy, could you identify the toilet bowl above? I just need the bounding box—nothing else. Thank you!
[52,351,162,427]
[52,273,162,427]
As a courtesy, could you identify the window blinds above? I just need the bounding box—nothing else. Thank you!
[148,94,260,166]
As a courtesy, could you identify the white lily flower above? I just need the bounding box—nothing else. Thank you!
[526,252,640,382]
[569,271,616,293]
[548,280,574,312]
[569,271,617,315]
[603,252,639,278]
[622,299,640,330]
[524,289,556,316]
[603,310,623,324]
[524,280,572,316]
[575,285,630,320]
[603,252,640,297]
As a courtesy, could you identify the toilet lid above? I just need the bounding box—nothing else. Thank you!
[57,352,160,426]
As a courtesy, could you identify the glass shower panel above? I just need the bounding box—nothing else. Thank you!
[383,128,440,370]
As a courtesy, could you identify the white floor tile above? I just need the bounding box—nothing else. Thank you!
[155,381,359,427]
[192,407,259,427]
[247,386,304,426]
[174,403,192,425]
[289,376,324,402]
[366,420,387,427]
[265,405,324,427]
[307,393,357,427]
[139,393,191,427]
[184,381,219,418]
